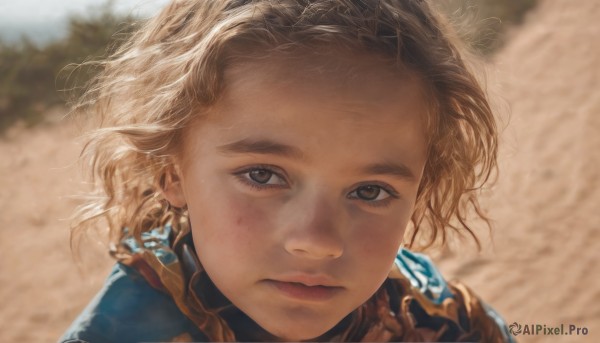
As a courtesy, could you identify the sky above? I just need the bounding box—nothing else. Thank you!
[0,0,170,44]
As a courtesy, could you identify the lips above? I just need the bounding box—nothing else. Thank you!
[265,275,344,301]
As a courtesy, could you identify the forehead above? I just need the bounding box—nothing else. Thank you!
[214,51,428,122]
[181,51,429,170]
[224,49,421,103]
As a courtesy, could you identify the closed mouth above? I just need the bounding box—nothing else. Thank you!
[265,279,344,301]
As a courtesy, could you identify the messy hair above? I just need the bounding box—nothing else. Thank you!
[72,0,497,254]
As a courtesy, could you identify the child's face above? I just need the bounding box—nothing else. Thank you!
[165,53,428,340]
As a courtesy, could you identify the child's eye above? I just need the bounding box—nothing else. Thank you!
[247,169,284,185]
[235,166,287,188]
[347,184,398,205]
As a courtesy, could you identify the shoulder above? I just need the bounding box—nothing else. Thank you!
[59,263,207,343]
[390,248,515,342]
[393,248,454,304]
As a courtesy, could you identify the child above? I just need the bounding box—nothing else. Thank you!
[61,0,513,342]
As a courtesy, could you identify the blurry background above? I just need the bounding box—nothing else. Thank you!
[0,0,598,341]
[0,0,169,44]
[0,0,169,132]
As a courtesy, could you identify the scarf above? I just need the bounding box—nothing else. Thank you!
[114,225,510,342]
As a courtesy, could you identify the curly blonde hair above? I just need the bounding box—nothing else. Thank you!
[72,0,497,254]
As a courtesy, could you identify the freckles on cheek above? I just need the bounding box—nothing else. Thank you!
[219,196,271,246]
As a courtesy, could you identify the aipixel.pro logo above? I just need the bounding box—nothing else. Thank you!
[508,322,588,336]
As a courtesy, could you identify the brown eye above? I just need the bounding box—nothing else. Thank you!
[236,166,288,189]
[355,185,381,201]
[347,183,398,207]
[249,169,273,184]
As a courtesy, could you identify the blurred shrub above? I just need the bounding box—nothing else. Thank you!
[0,3,138,133]
[435,0,538,55]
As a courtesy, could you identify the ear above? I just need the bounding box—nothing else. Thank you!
[161,165,187,208]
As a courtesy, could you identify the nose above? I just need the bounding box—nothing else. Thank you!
[282,189,345,260]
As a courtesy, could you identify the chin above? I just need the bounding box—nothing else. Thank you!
[260,317,336,341]
[270,329,328,342]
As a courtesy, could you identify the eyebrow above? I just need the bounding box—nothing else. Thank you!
[217,138,305,159]
[359,162,416,181]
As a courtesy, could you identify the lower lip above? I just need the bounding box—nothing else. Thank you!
[265,280,343,301]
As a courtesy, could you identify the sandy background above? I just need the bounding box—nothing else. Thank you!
[1,0,598,341]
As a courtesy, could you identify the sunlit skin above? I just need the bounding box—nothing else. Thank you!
[163,52,429,341]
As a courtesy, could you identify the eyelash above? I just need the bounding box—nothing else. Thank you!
[347,182,400,208]
[233,165,400,207]
[234,165,289,190]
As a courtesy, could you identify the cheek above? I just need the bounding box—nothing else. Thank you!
[348,212,410,270]
[356,224,404,259]
[189,185,272,254]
